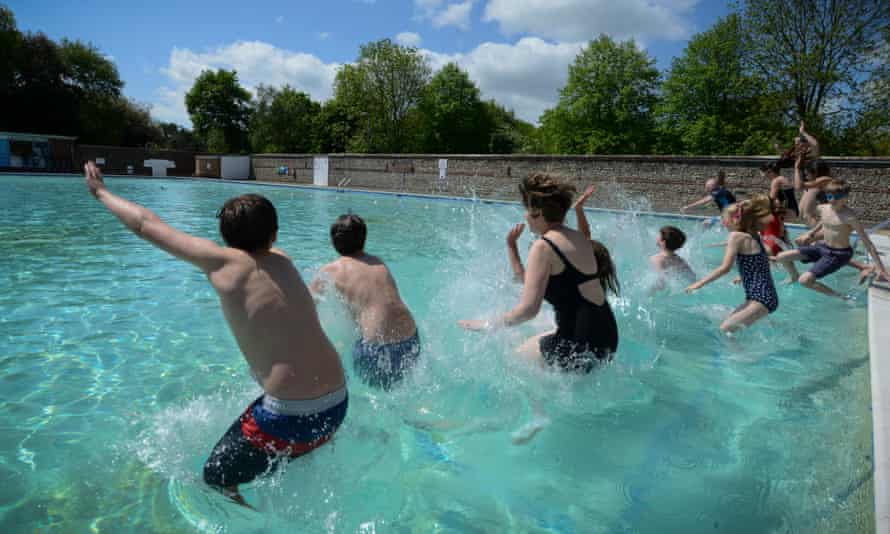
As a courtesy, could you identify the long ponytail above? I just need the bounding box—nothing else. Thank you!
[590,240,620,297]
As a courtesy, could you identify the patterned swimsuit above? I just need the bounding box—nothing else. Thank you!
[736,234,779,313]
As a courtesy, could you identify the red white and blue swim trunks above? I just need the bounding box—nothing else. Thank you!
[203,386,347,488]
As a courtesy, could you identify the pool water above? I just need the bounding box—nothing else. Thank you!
[0,175,874,533]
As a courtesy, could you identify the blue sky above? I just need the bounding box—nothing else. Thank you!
[8,0,732,126]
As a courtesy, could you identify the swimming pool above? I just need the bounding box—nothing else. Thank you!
[0,175,874,533]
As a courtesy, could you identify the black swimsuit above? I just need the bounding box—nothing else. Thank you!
[777,186,800,217]
[538,236,619,373]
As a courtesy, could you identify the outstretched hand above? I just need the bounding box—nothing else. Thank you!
[572,185,596,210]
[84,161,107,198]
[506,223,525,247]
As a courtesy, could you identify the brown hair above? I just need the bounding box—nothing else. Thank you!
[330,214,367,256]
[591,240,620,297]
[721,194,772,233]
[809,160,831,178]
[659,226,686,251]
[519,173,576,222]
[217,194,278,252]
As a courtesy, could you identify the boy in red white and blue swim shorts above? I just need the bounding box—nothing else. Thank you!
[203,387,348,491]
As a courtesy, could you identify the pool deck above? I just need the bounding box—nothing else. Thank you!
[869,232,890,534]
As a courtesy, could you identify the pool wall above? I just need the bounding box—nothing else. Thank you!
[870,232,890,534]
[252,153,890,225]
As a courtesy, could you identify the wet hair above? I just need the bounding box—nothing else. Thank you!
[659,226,686,251]
[824,178,851,197]
[330,213,367,256]
[590,240,620,297]
[217,194,278,252]
[518,173,576,223]
[759,163,779,175]
[715,170,727,186]
[721,194,772,233]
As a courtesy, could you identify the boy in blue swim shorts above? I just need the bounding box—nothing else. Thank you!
[312,214,421,389]
[776,178,890,297]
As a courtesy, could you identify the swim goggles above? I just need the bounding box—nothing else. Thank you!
[824,191,849,201]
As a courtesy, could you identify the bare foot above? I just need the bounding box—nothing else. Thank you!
[859,266,876,285]
[511,416,551,445]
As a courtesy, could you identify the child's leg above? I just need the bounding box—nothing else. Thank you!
[514,330,554,369]
[798,271,843,298]
[780,258,800,283]
[721,300,769,333]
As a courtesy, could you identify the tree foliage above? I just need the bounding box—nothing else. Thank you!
[539,36,659,154]
[332,39,431,152]
[249,85,320,153]
[740,0,889,127]
[656,14,785,154]
[185,69,252,153]
[417,63,491,153]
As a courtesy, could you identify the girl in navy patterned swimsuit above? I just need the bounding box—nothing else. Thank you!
[686,195,779,333]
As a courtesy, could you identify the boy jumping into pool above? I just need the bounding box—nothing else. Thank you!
[82,162,347,507]
[650,226,696,290]
[311,214,420,390]
[680,171,736,216]
[774,178,890,297]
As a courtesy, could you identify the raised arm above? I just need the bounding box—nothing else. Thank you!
[686,233,740,292]
[769,177,782,200]
[85,162,229,273]
[851,219,890,282]
[682,195,712,213]
[572,185,596,240]
[459,239,550,330]
[506,223,526,283]
[799,122,820,159]
[799,186,823,228]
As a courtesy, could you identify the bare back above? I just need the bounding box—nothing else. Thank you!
[211,249,345,400]
[541,228,606,305]
[323,254,417,344]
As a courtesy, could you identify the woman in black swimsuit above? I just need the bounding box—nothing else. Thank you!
[459,173,620,373]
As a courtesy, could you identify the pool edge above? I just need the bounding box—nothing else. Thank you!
[870,233,890,534]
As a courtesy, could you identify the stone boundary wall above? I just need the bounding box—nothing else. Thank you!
[252,154,890,225]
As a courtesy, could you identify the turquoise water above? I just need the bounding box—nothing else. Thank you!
[0,175,874,533]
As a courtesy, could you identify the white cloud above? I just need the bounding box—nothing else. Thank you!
[317,31,331,40]
[152,41,340,126]
[432,1,474,30]
[483,0,698,42]
[396,32,423,47]
[422,37,584,123]
[275,15,284,24]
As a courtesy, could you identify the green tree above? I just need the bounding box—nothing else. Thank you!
[0,4,21,94]
[312,99,360,153]
[250,85,321,153]
[332,39,431,152]
[185,69,252,153]
[484,101,540,154]
[58,39,122,98]
[539,36,659,154]
[656,14,785,155]
[156,122,201,151]
[739,0,889,130]
[417,63,491,153]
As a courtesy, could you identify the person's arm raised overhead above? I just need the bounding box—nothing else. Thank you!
[572,185,596,240]
[85,161,229,274]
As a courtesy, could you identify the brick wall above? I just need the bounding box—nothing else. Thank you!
[249,154,890,226]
